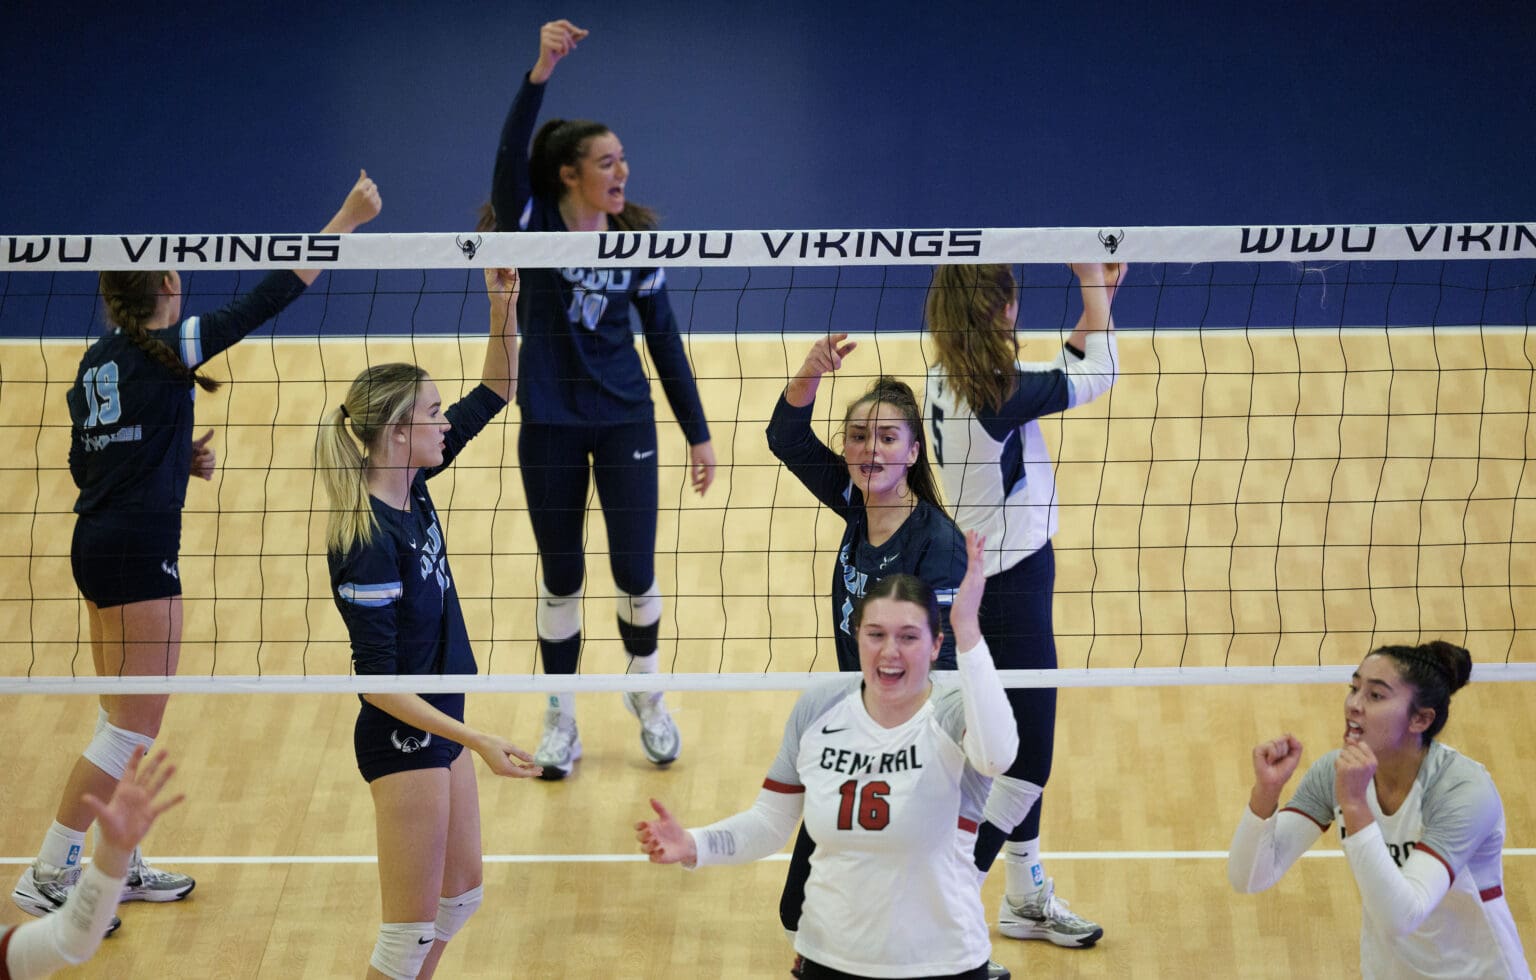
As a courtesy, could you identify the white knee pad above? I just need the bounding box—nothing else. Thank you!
[369,921,435,980]
[434,884,484,942]
[82,723,154,780]
[537,580,583,641]
[982,776,1043,834]
[616,580,662,628]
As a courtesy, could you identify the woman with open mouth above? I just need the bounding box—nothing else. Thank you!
[1229,641,1529,978]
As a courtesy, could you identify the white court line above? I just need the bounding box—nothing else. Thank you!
[3,849,1534,866]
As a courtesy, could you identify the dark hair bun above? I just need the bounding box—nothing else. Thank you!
[1424,640,1472,693]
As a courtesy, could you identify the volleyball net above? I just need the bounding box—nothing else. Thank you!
[2,224,1534,693]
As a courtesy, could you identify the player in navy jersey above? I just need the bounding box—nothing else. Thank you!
[1229,642,1528,978]
[1,749,182,980]
[12,173,380,929]
[766,339,967,671]
[924,262,1125,949]
[485,19,716,779]
[636,531,1017,980]
[766,340,972,967]
[318,267,543,980]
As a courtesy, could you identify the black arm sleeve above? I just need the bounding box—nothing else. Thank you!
[490,74,545,232]
[192,271,308,366]
[636,284,710,445]
[765,393,855,518]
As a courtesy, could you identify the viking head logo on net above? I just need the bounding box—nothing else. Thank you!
[1098,230,1125,255]
[390,730,433,753]
[456,234,483,260]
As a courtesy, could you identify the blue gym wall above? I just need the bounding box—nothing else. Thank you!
[2,1,1532,336]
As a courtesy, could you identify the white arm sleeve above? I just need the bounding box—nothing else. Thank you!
[956,639,1018,776]
[688,787,804,869]
[1342,821,1453,935]
[1227,806,1324,893]
[4,864,124,978]
[1050,331,1119,408]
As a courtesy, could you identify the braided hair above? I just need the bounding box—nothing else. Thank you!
[98,271,219,392]
[1369,640,1473,745]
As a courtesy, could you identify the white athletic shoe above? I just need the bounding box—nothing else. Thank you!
[121,847,195,903]
[12,862,121,936]
[623,690,681,766]
[986,959,1012,979]
[998,879,1103,948]
[534,710,582,780]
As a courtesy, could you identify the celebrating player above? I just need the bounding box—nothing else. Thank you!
[636,531,1017,980]
[922,262,1123,948]
[1,748,184,979]
[765,341,971,960]
[12,172,380,926]
[486,18,715,779]
[1229,642,1529,978]
[767,340,967,671]
[318,267,543,980]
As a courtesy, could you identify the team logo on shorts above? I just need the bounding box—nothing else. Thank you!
[161,560,179,580]
[390,729,433,753]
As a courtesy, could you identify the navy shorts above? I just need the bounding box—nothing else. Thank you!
[71,513,182,608]
[354,695,465,783]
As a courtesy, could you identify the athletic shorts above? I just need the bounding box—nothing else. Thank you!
[70,513,182,608]
[354,695,466,783]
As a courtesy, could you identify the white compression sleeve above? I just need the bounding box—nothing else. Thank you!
[956,638,1018,777]
[1052,331,1119,408]
[4,864,124,978]
[1342,821,1452,935]
[1227,806,1323,893]
[688,787,804,869]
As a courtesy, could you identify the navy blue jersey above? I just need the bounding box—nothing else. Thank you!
[329,384,506,719]
[491,74,709,445]
[67,271,307,518]
[766,395,966,671]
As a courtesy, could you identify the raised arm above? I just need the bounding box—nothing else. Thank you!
[1064,262,1124,352]
[528,18,588,85]
[482,267,520,402]
[950,531,1018,775]
[492,21,587,229]
[2,748,183,977]
[785,333,856,408]
[296,170,382,285]
[1227,736,1321,893]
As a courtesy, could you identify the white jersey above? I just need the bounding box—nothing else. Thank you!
[1250,742,1528,979]
[767,677,994,977]
[925,331,1117,576]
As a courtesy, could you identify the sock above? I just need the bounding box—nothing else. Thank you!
[1003,839,1045,898]
[546,692,574,720]
[39,821,87,871]
[626,651,658,674]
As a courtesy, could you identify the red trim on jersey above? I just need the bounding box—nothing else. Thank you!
[1280,806,1330,832]
[0,924,14,980]
[1415,842,1456,885]
[763,778,804,795]
[1480,884,1504,902]
[958,817,978,833]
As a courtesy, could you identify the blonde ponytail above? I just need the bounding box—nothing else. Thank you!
[316,363,425,554]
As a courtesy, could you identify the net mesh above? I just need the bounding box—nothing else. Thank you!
[2,225,1534,692]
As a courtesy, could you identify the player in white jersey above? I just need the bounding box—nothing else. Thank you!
[1229,641,1529,979]
[923,262,1125,947]
[1,748,182,980]
[636,531,1017,979]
